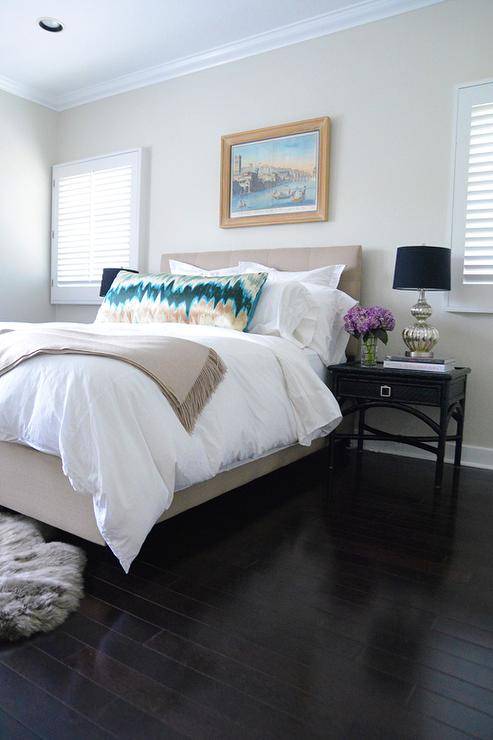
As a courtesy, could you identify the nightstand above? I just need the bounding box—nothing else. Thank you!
[327,362,470,489]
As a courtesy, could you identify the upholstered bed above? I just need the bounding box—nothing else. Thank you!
[0,246,361,558]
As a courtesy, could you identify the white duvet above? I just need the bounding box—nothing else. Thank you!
[0,322,341,570]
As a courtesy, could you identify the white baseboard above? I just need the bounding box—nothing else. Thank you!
[359,440,493,470]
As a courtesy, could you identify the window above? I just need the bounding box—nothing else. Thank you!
[449,80,493,312]
[51,149,141,304]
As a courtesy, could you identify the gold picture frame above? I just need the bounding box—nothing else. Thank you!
[220,116,330,228]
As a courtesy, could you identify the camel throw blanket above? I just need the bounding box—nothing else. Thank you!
[0,329,226,433]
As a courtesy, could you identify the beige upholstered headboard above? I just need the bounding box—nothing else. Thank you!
[160,246,362,358]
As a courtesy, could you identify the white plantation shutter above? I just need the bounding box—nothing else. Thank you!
[463,103,493,283]
[51,149,141,304]
[449,81,493,311]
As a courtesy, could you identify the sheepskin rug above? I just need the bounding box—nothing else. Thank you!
[0,511,86,641]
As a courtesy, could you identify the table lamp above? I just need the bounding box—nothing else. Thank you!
[392,245,451,358]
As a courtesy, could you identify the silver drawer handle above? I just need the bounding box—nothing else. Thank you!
[380,385,392,397]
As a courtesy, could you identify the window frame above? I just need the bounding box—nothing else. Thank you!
[447,79,493,313]
[51,148,142,305]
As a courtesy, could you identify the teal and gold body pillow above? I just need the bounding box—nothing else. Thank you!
[96,270,268,332]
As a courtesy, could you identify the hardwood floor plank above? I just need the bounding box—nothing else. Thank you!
[61,612,321,738]
[0,708,41,740]
[435,616,493,648]
[408,688,493,738]
[361,646,493,718]
[427,630,493,670]
[87,563,362,662]
[365,625,493,674]
[166,570,435,651]
[341,691,474,740]
[361,634,493,692]
[145,626,411,728]
[65,645,250,740]
[31,630,87,661]
[96,698,185,739]
[346,716,471,740]
[123,559,179,587]
[85,576,331,689]
[0,663,113,740]
[0,644,114,719]
[78,594,162,643]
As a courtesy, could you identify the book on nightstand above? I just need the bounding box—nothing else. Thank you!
[383,355,455,373]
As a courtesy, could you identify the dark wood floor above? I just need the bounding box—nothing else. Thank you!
[2,449,493,739]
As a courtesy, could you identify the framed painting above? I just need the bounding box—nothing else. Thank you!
[220,117,330,228]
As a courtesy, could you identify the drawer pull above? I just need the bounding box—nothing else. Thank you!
[380,385,392,398]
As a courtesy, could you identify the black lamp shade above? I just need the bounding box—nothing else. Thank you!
[99,267,138,297]
[392,246,451,291]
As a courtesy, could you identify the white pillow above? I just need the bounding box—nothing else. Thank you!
[248,281,318,347]
[169,258,314,345]
[305,286,357,365]
[238,261,345,288]
[169,259,241,277]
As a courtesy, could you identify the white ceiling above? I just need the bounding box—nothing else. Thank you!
[0,0,444,110]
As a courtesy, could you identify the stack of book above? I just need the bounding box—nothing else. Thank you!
[383,355,455,373]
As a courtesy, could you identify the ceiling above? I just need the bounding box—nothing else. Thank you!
[0,0,444,110]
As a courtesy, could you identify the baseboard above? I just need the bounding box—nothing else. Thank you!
[359,440,493,470]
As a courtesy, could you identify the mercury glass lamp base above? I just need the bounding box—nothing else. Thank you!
[405,350,435,359]
[402,289,440,358]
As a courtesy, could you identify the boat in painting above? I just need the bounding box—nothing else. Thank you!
[272,189,293,200]
[291,186,306,203]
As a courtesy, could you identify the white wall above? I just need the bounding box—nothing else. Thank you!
[54,0,493,454]
[0,90,57,322]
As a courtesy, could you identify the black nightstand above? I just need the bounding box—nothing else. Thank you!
[327,362,470,489]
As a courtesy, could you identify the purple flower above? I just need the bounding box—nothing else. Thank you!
[343,305,395,344]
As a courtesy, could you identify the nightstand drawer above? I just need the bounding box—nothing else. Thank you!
[337,377,440,405]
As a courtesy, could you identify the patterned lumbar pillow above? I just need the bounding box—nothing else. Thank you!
[95,270,268,332]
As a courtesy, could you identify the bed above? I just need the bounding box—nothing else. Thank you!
[0,246,361,568]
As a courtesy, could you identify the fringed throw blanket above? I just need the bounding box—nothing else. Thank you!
[0,329,226,432]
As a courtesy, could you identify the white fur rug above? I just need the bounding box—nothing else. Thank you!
[0,511,86,641]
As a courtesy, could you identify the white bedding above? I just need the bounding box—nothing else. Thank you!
[302,348,327,381]
[0,322,341,570]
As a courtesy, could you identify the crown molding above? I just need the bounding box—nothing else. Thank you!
[0,73,57,110]
[0,0,445,111]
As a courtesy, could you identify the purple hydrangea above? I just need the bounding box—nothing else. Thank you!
[343,305,395,343]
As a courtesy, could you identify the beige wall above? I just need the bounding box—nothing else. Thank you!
[52,0,492,452]
[0,91,57,322]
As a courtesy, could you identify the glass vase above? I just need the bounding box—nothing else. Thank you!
[361,334,378,367]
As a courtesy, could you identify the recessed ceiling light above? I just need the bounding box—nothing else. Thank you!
[38,17,64,33]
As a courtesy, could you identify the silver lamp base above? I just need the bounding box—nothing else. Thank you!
[402,289,439,359]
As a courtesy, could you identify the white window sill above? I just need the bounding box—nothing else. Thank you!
[51,286,103,305]
[51,299,103,305]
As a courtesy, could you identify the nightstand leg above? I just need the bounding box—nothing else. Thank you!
[328,433,336,472]
[327,433,336,493]
[454,399,465,468]
[435,407,448,490]
[357,408,365,453]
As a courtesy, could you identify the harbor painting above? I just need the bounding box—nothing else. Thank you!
[220,118,330,228]
[231,131,318,217]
